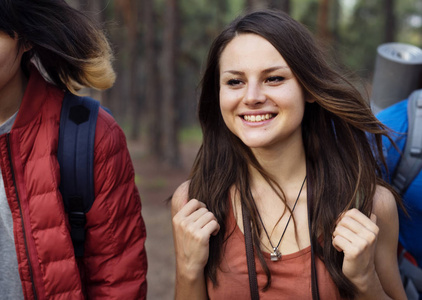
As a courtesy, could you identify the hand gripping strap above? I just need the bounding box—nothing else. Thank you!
[58,92,100,257]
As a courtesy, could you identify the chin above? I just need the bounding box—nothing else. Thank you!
[241,140,273,150]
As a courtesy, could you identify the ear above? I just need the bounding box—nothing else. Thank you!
[305,97,316,103]
[22,42,32,52]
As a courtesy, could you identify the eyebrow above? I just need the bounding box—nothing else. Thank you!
[222,66,290,75]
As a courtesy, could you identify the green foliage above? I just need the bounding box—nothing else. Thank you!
[339,0,384,78]
[112,0,422,138]
[179,126,203,144]
[336,0,422,78]
[294,0,319,31]
[395,0,422,46]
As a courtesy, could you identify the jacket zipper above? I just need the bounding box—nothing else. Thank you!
[6,134,38,299]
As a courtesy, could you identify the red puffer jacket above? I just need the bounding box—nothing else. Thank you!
[0,69,147,299]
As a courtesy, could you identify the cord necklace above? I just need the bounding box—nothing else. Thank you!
[255,175,307,261]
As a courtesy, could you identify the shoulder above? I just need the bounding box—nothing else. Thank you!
[96,107,121,137]
[372,185,399,233]
[372,185,397,215]
[171,180,191,217]
[94,107,128,161]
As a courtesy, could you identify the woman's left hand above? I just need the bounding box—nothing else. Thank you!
[332,208,379,286]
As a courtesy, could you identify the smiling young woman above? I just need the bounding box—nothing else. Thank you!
[171,9,406,300]
[219,33,308,152]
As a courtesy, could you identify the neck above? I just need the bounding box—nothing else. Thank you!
[250,138,307,188]
[0,68,27,125]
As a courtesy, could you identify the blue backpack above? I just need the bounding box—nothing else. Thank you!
[391,89,422,299]
[57,92,106,258]
[391,89,422,195]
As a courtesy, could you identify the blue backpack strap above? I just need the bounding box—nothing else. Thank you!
[58,92,100,257]
[392,89,422,195]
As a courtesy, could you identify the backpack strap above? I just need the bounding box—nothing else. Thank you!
[58,92,100,257]
[392,89,422,195]
[242,202,259,300]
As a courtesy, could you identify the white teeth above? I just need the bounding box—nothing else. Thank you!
[243,114,273,122]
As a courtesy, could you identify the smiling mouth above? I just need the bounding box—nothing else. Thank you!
[243,113,275,122]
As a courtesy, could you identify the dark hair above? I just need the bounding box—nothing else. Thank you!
[188,9,396,299]
[0,0,115,93]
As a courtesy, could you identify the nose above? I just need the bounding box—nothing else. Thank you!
[243,82,266,106]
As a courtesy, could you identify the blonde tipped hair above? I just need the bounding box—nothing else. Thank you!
[6,0,117,94]
[61,38,116,94]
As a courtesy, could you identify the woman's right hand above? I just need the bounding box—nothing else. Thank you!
[172,182,220,280]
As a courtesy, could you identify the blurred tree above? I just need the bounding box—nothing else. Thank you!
[340,0,384,78]
[331,0,341,48]
[269,0,291,13]
[246,0,269,10]
[384,0,396,42]
[66,0,422,167]
[162,0,181,166]
[143,0,162,157]
[298,0,319,32]
[317,0,330,41]
[115,0,142,140]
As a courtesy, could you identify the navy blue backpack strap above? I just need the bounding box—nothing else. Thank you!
[58,92,100,257]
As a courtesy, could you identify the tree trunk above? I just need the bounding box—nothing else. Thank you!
[162,0,181,166]
[331,0,340,49]
[317,0,331,42]
[384,0,395,42]
[246,0,268,11]
[115,0,142,140]
[143,0,162,157]
[269,0,291,14]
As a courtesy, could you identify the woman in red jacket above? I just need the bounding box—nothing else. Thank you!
[0,1,147,299]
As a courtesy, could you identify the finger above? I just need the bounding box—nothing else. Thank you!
[186,207,213,223]
[202,219,220,237]
[177,199,206,217]
[193,210,218,230]
[340,209,378,234]
[332,231,365,255]
[333,224,357,245]
[332,234,349,252]
[333,222,378,257]
[337,214,377,240]
[336,214,379,247]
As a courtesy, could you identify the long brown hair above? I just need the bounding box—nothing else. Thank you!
[188,9,397,299]
[0,0,115,93]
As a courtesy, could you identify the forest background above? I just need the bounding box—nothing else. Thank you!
[68,0,422,166]
[68,0,422,299]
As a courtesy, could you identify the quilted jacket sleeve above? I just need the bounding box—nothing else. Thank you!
[81,108,147,299]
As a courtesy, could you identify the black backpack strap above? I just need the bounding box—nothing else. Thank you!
[307,174,320,300]
[242,202,259,300]
[392,89,422,195]
[58,92,100,257]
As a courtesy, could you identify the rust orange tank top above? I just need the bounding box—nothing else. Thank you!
[207,202,345,299]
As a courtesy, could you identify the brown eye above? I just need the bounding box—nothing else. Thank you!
[266,76,284,83]
[227,79,242,86]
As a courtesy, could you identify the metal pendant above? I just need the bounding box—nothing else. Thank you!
[270,248,282,261]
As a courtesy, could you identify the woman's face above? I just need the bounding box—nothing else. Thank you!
[219,33,309,153]
[0,31,26,101]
